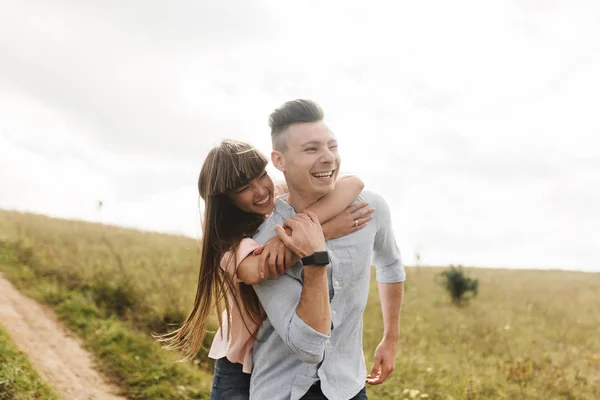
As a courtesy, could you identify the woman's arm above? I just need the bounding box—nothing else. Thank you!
[223,239,263,285]
[321,201,374,240]
[275,175,363,221]
[236,237,291,284]
[235,258,263,285]
[237,175,368,285]
[305,175,363,222]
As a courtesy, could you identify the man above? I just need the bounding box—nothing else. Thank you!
[251,99,405,400]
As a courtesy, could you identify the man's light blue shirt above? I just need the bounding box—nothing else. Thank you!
[250,190,405,400]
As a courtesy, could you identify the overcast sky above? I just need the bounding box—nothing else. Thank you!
[1,0,598,271]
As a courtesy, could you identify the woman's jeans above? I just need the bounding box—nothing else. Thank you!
[210,357,251,400]
[210,357,368,399]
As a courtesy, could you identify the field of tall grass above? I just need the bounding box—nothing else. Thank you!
[0,209,598,399]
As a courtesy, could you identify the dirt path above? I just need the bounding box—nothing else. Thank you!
[0,273,126,400]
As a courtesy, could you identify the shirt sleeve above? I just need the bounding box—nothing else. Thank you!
[372,193,406,283]
[253,273,330,364]
[220,238,261,281]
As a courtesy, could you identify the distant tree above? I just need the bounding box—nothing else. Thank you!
[438,265,479,306]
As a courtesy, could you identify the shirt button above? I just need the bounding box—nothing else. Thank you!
[334,281,340,287]
[332,310,336,315]
[326,339,330,344]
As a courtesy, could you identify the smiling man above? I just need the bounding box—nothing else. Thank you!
[250,99,405,400]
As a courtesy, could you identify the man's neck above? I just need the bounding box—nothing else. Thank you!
[285,187,322,213]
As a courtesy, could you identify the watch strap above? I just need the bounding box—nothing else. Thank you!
[301,251,330,266]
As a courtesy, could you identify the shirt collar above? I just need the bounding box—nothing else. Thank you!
[273,195,295,219]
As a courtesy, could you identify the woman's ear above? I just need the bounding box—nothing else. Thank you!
[271,151,285,173]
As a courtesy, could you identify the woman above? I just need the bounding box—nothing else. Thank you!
[158,140,373,399]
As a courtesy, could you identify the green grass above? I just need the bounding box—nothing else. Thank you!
[0,325,59,400]
[0,250,212,400]
[0,211,214,399]
[363,267,600,399]
[0,209,599,399]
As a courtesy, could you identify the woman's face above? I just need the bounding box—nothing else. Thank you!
[229,170,275,215]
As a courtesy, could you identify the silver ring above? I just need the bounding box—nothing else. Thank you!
[354,219,359,227]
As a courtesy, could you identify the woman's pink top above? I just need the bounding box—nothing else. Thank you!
[208,238,261,373]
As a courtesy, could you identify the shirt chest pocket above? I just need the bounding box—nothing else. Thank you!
[330,242,372,292]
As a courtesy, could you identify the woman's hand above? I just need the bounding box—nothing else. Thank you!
[254,234,300,279]
[275,210,326,258]
[321,202,374,240]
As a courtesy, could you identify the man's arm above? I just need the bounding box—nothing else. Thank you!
[380,282,404,343]
[276,211,330,335]
[367,193,405,385]
[367,282,403,384]
[252,210,331,364]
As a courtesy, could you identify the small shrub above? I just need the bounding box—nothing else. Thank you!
[438,265,479,306]
[92,279,137,318]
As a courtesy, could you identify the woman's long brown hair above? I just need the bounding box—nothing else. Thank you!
[156,140,267,361]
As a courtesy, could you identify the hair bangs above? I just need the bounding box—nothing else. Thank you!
[198,140,268,199]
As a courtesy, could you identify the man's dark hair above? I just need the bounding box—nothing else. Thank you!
[269,99,324,151]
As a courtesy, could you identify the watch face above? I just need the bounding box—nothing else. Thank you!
[314,251,330,265]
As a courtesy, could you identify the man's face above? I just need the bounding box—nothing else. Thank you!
[272,121,340,200]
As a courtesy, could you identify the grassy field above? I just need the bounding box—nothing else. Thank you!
[0,210,213,399]
[0,325,59,400]
[0,209,598,399]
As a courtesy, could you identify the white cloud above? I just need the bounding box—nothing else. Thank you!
[1,0,599,271]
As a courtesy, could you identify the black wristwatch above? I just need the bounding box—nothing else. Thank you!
[301,251,330,266]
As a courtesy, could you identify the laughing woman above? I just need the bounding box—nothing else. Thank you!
[158,140,373,399]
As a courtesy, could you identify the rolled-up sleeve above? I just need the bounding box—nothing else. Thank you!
[253,272,330,364]
[372,194,406,283]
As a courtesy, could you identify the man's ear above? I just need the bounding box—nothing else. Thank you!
[271,150,285,173]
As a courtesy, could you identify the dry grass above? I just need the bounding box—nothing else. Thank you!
[364,267,600,399]
[0,209,203,334]
[1,209,599,399]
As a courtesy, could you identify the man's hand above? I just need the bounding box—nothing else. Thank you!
[366,337,398,385]
[275,210,331,336]
[274,210,326,258]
